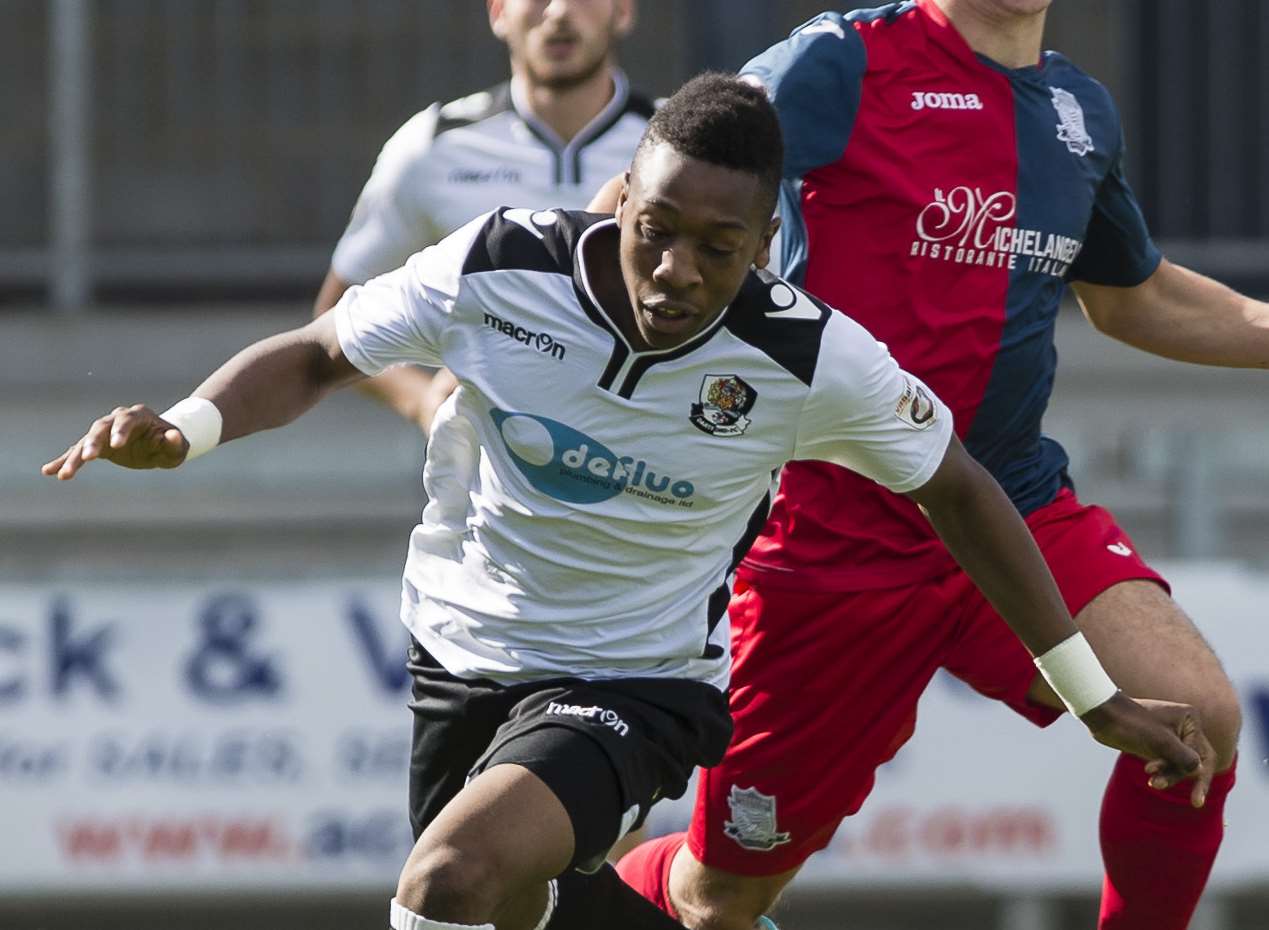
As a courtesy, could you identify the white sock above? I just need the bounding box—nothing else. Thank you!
[389,898,494,930]
[531,879,558,930]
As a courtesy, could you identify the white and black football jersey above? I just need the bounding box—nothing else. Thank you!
[331,72,653,285]
[334,209,953,689]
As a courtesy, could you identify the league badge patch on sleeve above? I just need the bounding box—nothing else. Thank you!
[690,374,756,437]
[894,376,937,430]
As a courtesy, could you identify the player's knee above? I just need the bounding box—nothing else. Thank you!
[396,842,503,921]
[1196,673,1242,769]
[673,854,789,930]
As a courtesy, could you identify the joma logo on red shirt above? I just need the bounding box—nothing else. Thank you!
[911,91,983,111]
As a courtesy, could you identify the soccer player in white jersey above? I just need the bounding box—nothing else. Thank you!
[314,0,648,436]
[45,75,1212,930]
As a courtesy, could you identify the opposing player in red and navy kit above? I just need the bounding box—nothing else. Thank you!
[616,4,1269,930]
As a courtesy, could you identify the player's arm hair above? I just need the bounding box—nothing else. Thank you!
[1073,258,1269,368]
[586,173,625,213]
[313,267,451,433]
[192,312,364,444]
[905,436,1077,658]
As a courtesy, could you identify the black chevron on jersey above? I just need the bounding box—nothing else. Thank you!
[435,83,514,137]
[567,90,658,181]
[461,207,601,278]
[723,268,833,387]
[613,310,735,398]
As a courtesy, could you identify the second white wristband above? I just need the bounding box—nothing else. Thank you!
[159,397,223,462]
[1033,632,1118,718]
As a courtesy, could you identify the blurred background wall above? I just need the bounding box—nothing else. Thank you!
[1,3,1267,930]
[4,0,1266,305]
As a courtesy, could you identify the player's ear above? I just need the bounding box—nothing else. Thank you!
[614,171,632,220]
[753,215,781,270]
[613,0,636,39]
[488,0,509,40]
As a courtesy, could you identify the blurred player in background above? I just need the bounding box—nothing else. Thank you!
[43,75,1213,930]
[614,3,1266,930]
[314,0,648,435]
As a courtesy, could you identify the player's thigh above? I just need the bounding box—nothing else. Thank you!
[1024,493,1238,761]
[690,576,959,877]
[481,676,732,875]
[946,491,1174,727]
[406,639,523,840]
[400,762,575,914]
[1063,580,1240,765]
[958,490,1244,765]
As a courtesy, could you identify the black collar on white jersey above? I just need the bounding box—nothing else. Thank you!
[573,217,740,399]
[511,70,655,186]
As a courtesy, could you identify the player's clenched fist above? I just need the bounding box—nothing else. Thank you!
[41,404,190,480]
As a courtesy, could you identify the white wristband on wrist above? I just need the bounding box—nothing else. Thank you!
[1033,632,1118,718]
[159,397,223,462]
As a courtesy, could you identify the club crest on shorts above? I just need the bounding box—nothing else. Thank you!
[894,376,937,430]
[1050,87,1094,157]
[690,374,756,437]
[723,785,791,851]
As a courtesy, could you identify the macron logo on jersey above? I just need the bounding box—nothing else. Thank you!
[911,91,984,111]
[483,312,567,361]
[449,166,523,184]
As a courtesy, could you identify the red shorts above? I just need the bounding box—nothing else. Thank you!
[688,489,1168,876]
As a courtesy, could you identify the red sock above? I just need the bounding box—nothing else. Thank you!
[616,831,686,920]
[1099,753,1237,930]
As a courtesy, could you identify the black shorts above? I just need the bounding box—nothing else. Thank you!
[406,640,732,872]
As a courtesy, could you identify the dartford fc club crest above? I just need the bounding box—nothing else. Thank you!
[1050,87,1094,157]
[724,785,791,851]
[690,374,756,437]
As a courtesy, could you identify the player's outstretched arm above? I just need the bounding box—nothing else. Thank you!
[42,312,364,481]
[907,437,1215,807]
[1074,258,1269,369]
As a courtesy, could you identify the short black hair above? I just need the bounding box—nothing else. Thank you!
[634,72,784,216]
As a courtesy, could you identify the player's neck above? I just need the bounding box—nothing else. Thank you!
[512,66,618,144]
[583,225,657,353]
[581,224,670,352]
[933,0,1046,70]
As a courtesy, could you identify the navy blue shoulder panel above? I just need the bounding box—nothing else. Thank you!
[461,208,599,277]
[739,10,873,180]
[845,1,919,27]
[744,5,921,285]
[1042,54,1162,287]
